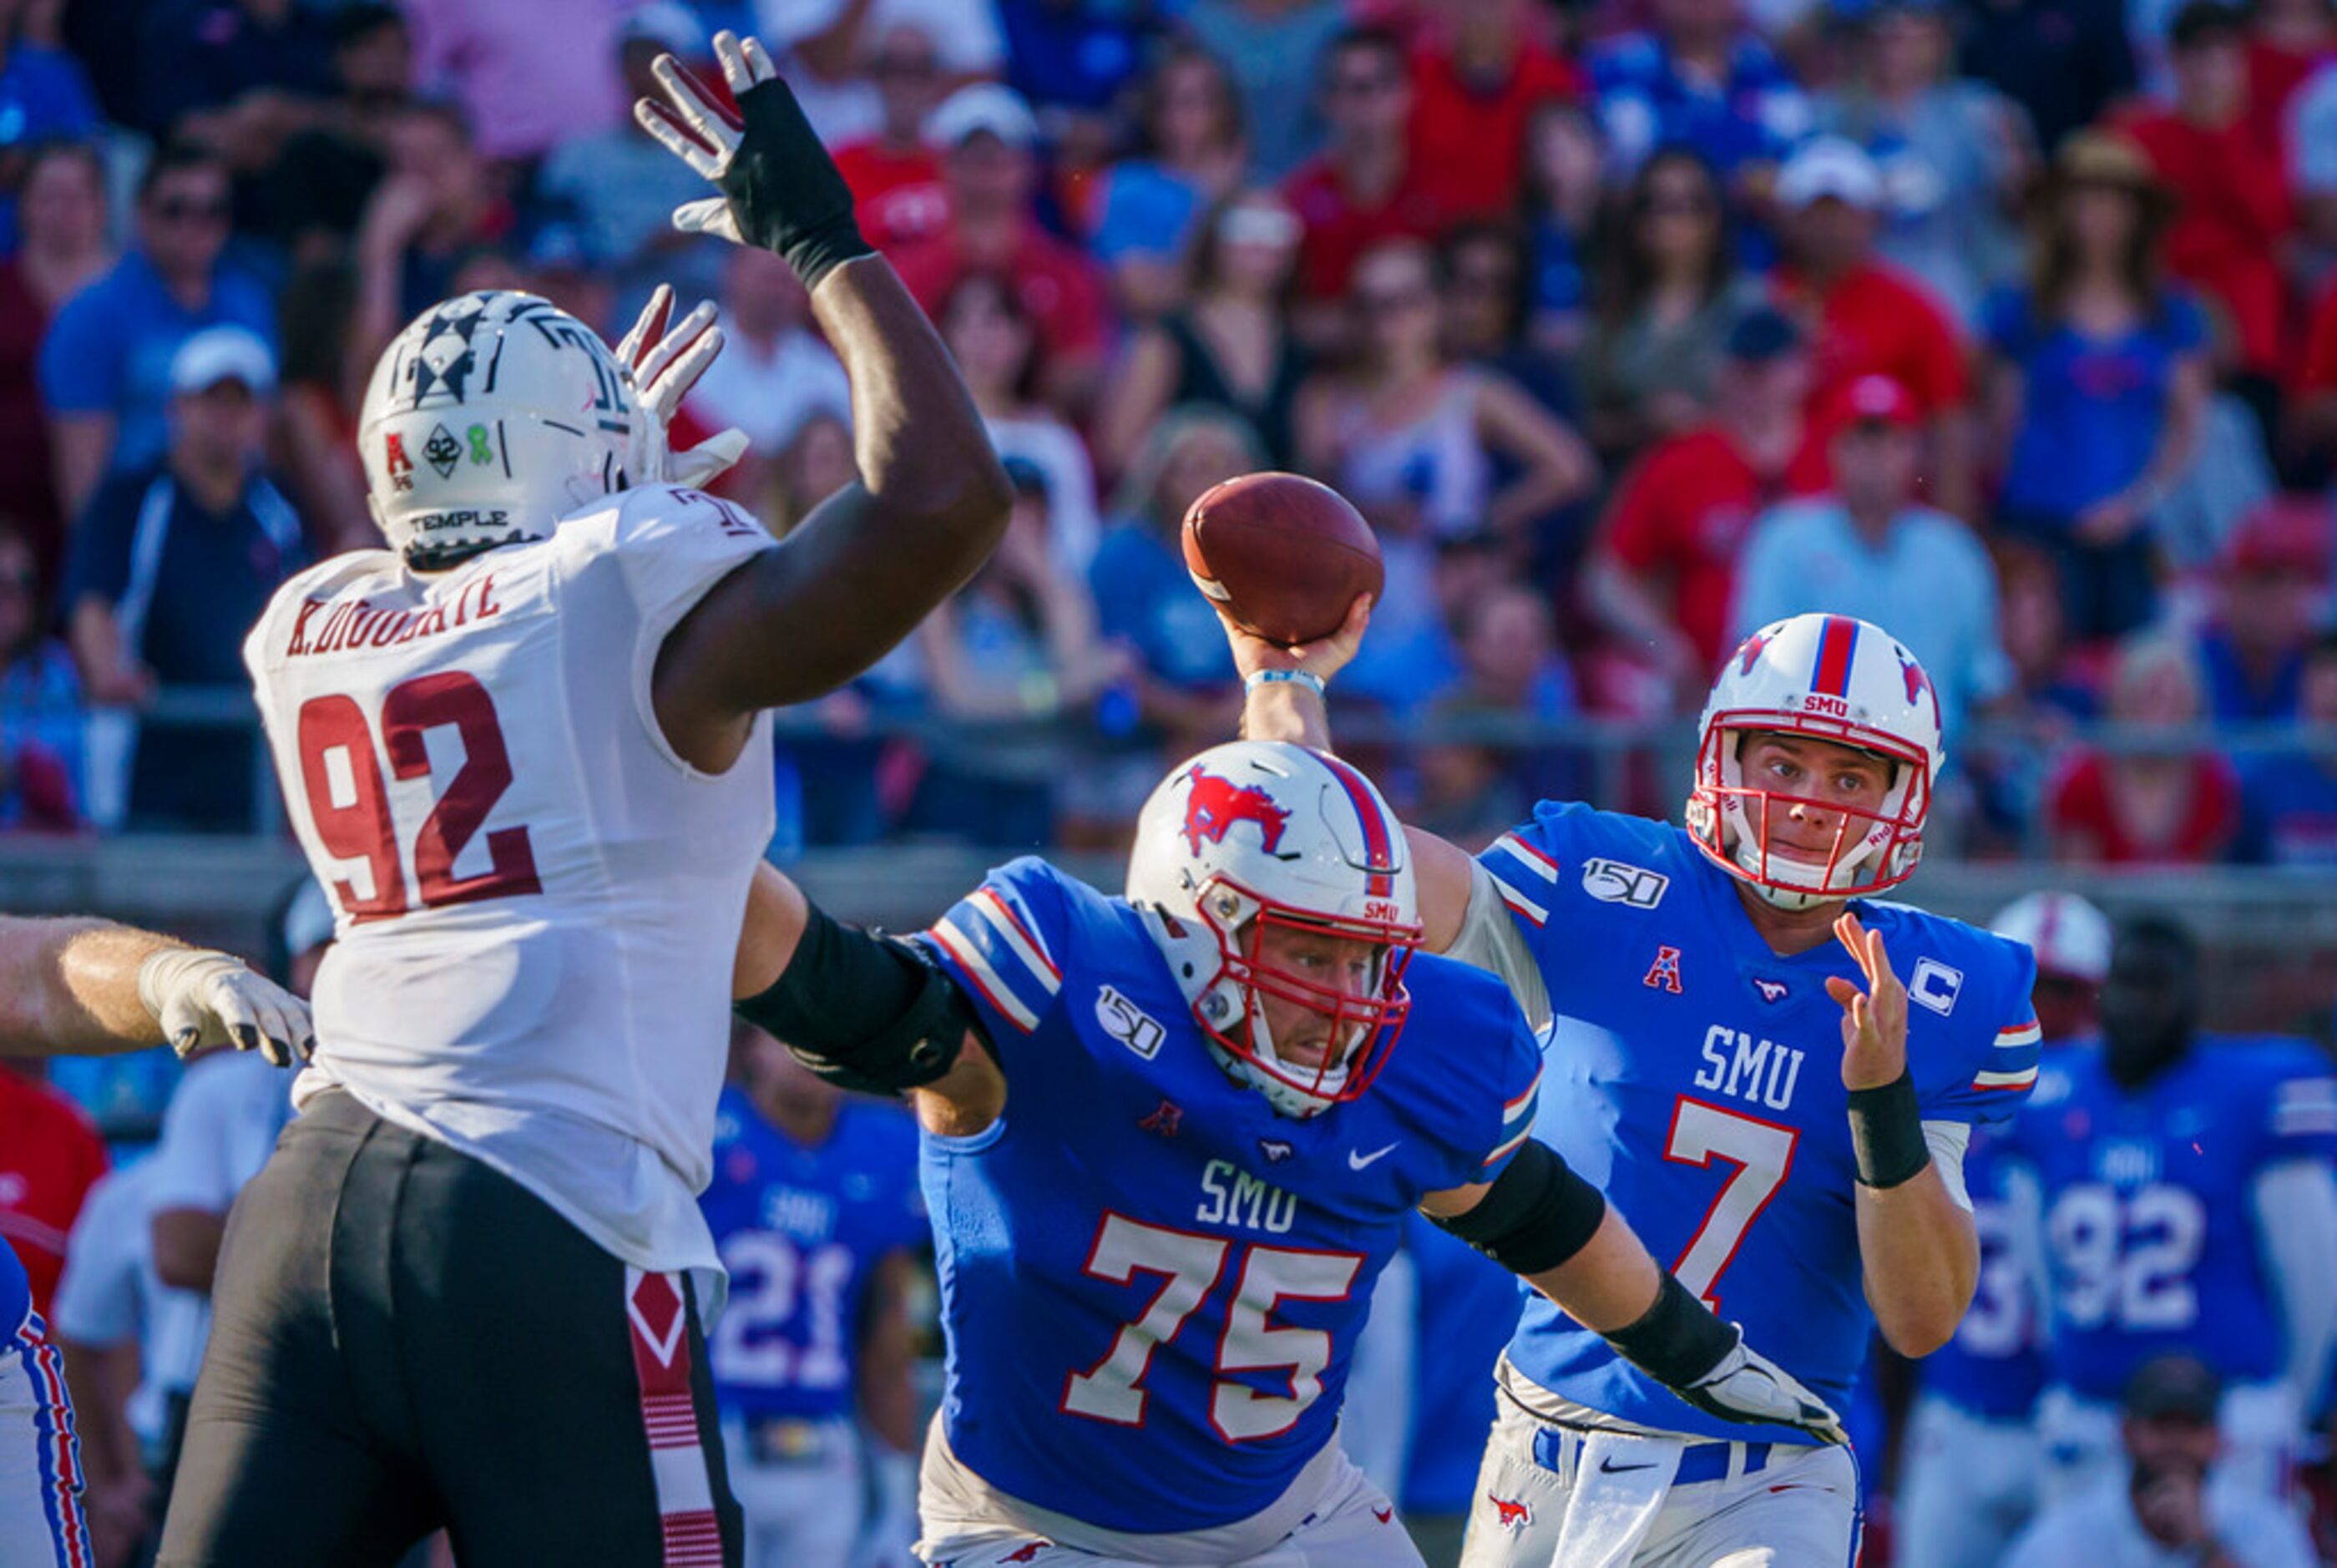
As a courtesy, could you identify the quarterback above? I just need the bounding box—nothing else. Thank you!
[725,740,1845,1567]
[156,33,1009,1567]
[1239,605,2041,1567]
[0,914,308,1567]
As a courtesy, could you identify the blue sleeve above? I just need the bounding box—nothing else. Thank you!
[1913,932,2040,1127]
[1979,286,2030,360]
[2158,291,2208,357]
[58,474,144,608]
[38,283,121,415]
[918,856,1072,1045]
[1480,1013,1545,1181]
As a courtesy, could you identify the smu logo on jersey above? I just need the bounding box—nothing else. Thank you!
[1694,1025,1808,1111]
[760,1186,839,1244]
[1196,1160,1297,1234]
[1180,766,1290,856]
[1581,858,1669,909]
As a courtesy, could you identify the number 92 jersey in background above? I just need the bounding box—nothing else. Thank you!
[700,1087,926,1419]
[1470,803,2039,1442]
[240,487,776,1217]
[2016,1037,2337,1402]
[913,857,1544,1535]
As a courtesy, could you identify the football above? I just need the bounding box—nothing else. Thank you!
[1181,473,1384,646]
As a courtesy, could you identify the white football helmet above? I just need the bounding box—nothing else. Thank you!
[1127,741,1421,1119]
[1686,613,1945,913]
[1990,891,2112,984]
[359,291,646,567]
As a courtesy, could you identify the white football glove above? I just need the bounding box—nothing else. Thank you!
[137,948,315,1068]
[1678,1333,1849,1444]
[614,283,749,492]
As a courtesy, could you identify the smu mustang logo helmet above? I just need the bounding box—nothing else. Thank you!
[1180,765,1291,857]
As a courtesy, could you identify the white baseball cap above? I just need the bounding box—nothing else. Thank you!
[926,83,1038,149]
[169,326,277,396]
[1777,136,1884,211]
[1990,892,2113,984]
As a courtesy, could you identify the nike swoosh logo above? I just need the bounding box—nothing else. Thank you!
[1599,1458,1657,1474]
[1348,1142,1399,1170]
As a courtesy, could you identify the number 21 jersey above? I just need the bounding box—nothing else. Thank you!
[241,487,776,1275]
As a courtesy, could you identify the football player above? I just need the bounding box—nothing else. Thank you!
[0,913,309,1568]
[156,33,1010,1565]
[2021,915,2337,1504]
[725,740,1844,1567]
[701,1021,926,1568]
[1235,605,2042,1566]
[1894,891,2112,1568]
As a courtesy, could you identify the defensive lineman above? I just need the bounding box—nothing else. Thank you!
[158,33,1009,1565]
[1237,606,2041,1566]
[0,914,309,1568]
[723,740,1844,1567]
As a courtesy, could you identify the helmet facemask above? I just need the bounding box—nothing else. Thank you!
[1179,873,1418,1119]
[1687,717,1930,913]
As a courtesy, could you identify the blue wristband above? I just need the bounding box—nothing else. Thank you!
[1244,669,1326,696]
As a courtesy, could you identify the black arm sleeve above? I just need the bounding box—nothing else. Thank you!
[1424,1140,1608,1277]
[733,901,987,1095]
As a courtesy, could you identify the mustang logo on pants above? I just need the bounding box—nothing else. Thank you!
[1490,1495,1534,1530]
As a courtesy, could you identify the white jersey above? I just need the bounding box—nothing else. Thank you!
[242,484,776,1279]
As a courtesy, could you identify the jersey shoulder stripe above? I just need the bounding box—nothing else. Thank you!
[1482,833,1560,927]
[922,857,1080,1037]
[1487,1064,1544,1166]
[2274,1075,2337,1139]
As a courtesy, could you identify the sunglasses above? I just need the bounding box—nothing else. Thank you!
[154,195,231,224]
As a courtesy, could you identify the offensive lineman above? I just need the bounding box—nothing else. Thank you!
[1237,606,2041,1566]
[157,33,1009,1566]
[724,740,1846,1567]
[0,915,309,1567]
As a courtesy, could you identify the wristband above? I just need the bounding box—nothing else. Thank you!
[1603,1272,1739,1390]
[1243,669,1326,697]
[1847,1070,1930,1189]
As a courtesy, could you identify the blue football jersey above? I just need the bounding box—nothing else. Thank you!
[1479,803,2040,1443]
[916,857,1544,1535]
[698,1088,925,1421]
[2018,1036,2337,1402]
[1915,1120,2047,1420]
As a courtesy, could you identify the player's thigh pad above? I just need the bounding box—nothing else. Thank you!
[1457,1396,1571,1568]
[156,1103,438,1567]
[1647,1443,1857,1568]
[0,1316,87,1568]
[384,1125,743,1568]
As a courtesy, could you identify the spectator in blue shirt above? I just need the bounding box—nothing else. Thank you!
[38,142,276,524]
[0,18,99,249]
[1587,0,1811,195]
[0,521,81,833]
[2193,497,2330,725]
[1733,373,2015,746]
[1086,42,1249,321]
[62,327,306,834]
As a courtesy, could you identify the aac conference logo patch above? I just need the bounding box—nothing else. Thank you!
[1581,858,1669,910]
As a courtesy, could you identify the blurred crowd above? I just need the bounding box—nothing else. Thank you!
[0,0,2323,865]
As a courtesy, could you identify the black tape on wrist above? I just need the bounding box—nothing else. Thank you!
[1425,1140,1607,1277]
[716,78,874,288]
[1847,1070,1930,1189]
[1603,1272,1740,1389]
[734,903,974,1095]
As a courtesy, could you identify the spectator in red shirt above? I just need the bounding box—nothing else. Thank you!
[892,84,1114,420]
[2242,0,2335,154]
[0,1060,108,1321]
[1284,26,1463,352]
[1769,135,1975,518]
[2117,2,2293,422]
[832,25,951,255]
[2047,630,2241,863]
[1581,305,1823,711]
[1406,0,1584,220]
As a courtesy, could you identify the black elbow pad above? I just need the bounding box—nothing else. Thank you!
[1426,1139,1608,1277]
[734,903,986,1095]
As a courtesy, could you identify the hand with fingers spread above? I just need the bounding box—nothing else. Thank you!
[634,30,873,290]
[136,948,316,1068]
[1825,910,1910,1092]
[614,283,749,490]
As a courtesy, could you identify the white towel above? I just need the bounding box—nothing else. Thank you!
[1545,1430,1682,1568]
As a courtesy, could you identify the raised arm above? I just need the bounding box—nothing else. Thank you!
[0,916,311,1064]
[638,34,1011,769]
